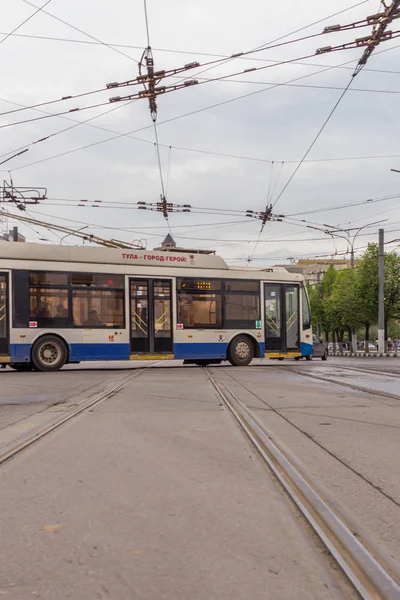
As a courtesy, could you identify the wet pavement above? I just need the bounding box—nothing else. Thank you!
[1,357,399,598]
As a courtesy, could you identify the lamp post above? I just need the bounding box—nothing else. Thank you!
[306,219,387,353]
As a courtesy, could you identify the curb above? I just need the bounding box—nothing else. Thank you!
[329,352,399,358]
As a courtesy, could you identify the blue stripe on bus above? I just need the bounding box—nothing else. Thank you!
[69,343,131,361]
[300,341,313,356]
[10,343,131,362]
[10,344,31,361]
[174,341,264,360]
[174,342,228,359]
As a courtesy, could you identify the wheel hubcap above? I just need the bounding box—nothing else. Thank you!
[39,343,60,365]
[235,341,250,360]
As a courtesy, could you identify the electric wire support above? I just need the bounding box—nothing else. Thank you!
[315,0,400,75]
[1,178,47,211]
[138,197,191,220]
[246,205,284,227]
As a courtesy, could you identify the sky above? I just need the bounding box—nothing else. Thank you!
[1,0,400,265]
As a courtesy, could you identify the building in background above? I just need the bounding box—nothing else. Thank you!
[0,227,26,242]
[275,259,351,284]
[154,234,215,255]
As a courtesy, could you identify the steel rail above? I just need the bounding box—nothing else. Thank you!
[326,364,400,378]
[0,365,156,466]
[285,367,400,403]
[206,369,400,600]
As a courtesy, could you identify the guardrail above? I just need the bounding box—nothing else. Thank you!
[329,351,399,358]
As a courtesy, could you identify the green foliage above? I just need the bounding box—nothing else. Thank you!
[326,269,362,331]
[310,244,400,338]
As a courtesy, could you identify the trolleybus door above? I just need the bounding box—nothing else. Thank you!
[264,283,300,353]
[0,274,9,355]
[264,284,283,352]
[283,284,299,352]
[130,279,173,354]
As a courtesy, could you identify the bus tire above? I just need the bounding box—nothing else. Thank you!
[227,335,254,366]
[31,335,68,372]
[194,360,211,367]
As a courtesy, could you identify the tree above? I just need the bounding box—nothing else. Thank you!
[326,269,363,342]
[357,243,400,341]
[308,265,338,340]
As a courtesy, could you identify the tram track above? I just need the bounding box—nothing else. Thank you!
[217,368,400,508]
[0,364,157,467]
[327,364,400,378]
[283,366,400,406]
[206,367,400,600]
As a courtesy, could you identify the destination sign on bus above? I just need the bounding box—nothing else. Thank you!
[180,280,217,290]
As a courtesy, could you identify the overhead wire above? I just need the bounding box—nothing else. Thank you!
[0,84,111,119]
[21,0,140,64]
[141,0,173,236]
[172,0,371,81]
[165,146,172,197]
[247,5,399,261]
[5,30,400,76]
[0,1,377,123]
[286,191,400,216]
[12,35,400,174]
[0,97,136,131]
[0,0,53,47]
[271,78,354,210]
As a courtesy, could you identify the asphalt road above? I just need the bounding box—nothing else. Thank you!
[1,356,399,599]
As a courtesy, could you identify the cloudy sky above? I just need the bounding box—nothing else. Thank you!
[1,0,400,264]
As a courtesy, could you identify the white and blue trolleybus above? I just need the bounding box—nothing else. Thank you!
[0,243,312,371]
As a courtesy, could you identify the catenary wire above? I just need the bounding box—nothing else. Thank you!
[0,0,53,47]
[12,35,400,173]
[0,0,374,121]
[21,0,140,64]
[3,32,400,77]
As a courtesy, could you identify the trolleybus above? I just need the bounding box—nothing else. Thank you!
[0,242,312,371]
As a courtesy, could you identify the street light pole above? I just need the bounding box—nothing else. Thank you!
[325,219,387,353]
[378,228,385,354]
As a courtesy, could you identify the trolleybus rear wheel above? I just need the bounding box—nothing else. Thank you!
[228,335,254,366]
[31,335,67,372]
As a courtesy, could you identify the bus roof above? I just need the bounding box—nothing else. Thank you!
[0,242,292,276]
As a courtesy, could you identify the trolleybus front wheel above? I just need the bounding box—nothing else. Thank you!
[227,335,254,366]
[31,335,68,372]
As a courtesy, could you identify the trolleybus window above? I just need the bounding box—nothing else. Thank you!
[29,271,70,327]
[177,278,260,329]
[72,289,124,328]
[285,286,299,350]
[301,287,311,330]
[178,293,222,328]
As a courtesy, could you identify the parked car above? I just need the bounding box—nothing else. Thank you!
[359,341,377,352]
[295,335,328,360]
[312,334,328,360]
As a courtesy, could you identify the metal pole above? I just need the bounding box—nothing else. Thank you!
[378,228,385,354]
[350,238,357,352]
[12,226,18,242]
